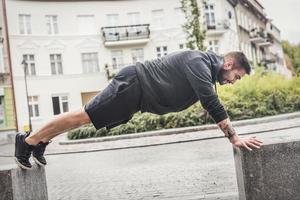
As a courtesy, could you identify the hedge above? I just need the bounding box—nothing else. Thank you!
[68,71,300,140]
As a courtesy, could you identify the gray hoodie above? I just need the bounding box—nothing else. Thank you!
[135,50,228,123]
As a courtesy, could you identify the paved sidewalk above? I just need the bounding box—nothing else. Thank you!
[45,123,300,200]
[1,114,300,200]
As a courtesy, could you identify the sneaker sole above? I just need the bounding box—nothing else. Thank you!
[32,156,46,167]
[14,157,32,170]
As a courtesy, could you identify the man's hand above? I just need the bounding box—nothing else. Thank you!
[229,134,263,151]
[217,118,263,151]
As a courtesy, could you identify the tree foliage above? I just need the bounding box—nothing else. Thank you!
[282,40,300,75]
[180,0,206,50]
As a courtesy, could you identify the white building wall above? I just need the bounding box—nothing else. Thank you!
[6,0,188,131]
[266,22,291,78]
[6,0,287,131]
[0,10,4,74]
[203,0,239,55]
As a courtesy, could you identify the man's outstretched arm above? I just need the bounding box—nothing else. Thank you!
[183,56,263,150]
[217,118,263,151]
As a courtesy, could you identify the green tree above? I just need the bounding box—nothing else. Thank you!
[180,0,206,50]
[282,40,300,75]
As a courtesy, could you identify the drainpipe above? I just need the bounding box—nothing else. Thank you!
[2,0,19,131]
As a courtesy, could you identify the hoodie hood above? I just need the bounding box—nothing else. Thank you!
[205,50,224,84]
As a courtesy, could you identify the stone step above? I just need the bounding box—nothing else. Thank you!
[0,164,48,200]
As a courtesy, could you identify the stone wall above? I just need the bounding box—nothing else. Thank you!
[234,140,300,200]
[0,164,48,200]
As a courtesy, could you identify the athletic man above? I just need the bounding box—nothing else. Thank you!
[15,50,263,169]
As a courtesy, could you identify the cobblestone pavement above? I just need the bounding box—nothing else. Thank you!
[45,125,300,200]
[46,137,238,200]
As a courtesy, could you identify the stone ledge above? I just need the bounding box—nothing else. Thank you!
[0,164,48,200]
[234,139,300,200]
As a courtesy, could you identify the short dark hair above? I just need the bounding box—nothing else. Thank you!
[224,51,251,75]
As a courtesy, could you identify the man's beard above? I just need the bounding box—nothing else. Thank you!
[217,68,227,85]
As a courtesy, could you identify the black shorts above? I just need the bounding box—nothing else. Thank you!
[84,65,142,130]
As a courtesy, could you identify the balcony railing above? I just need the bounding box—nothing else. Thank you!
[261,54,277,64]
[205,20,230,31]
[101,24,150,44]
[250,28,273,46]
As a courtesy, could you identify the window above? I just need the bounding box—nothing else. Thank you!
[111,50,124,69]
[127,12,140,25]
[46,15,58,35]
[156,46,168,58]
[205,4,215,28]
[208,40,219,54]
[28,96,39,118]
[249,18,253,30]
[127,12,141,33]
[152,9,165,29]
[81,53,99,73]
[0,95,5,128]
[131,48,144,63]
[77,15,95,34]
[174,7,185,26]
[228,11,232,19]
[237,10,242,26]
[179,44,185,49]
[247,43,252,61]
[50,54,63,75]
[106,14,119,37]
[0,45,5,73]
[19,14,31,34]
[241,14,245,28]
[106,14,119,26]
[244,15,249,30]
[52,95,69,115]
[22,54,36,76]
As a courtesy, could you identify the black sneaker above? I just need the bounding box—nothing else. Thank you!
[14,133,35,170]
[32,141,50,166]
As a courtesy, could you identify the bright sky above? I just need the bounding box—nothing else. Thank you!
[260,0,300,44]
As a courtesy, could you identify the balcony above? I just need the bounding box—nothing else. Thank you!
[247,0,265,16]
[250,28,273,47]
[261,54,277,64]
[240,0,267,23]
[101,24,150,47]
[205,20,230,35]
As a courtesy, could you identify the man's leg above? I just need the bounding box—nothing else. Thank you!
[25,107,91,145]
[15,64,141,169]
[15,107,91,169]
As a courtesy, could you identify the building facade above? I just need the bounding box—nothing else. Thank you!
[4,0,289,131]
[0,0,17,132]
[228,0,290,77]
[6,0,192,131]
[265,21,290,77]
[203,0,239,54]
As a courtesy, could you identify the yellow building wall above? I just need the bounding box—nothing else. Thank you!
[0,87,16,131]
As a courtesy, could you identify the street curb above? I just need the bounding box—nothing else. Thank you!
[59,111,300,145]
